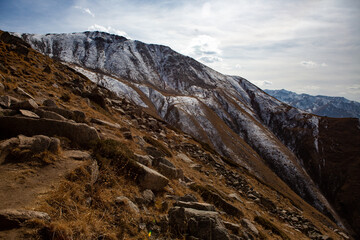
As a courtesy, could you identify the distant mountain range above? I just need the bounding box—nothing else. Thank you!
[264,89,360,119]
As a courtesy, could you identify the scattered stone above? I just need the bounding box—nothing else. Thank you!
[337,231,350,239]
[168,207,230,240]
[17,135,60,153]
[142,189,155,205]
[178,194,198,202]
[131,119,139,127]
[0,82,4,92]
[115,196,139,214]
[153,157,175,168]
[241,219,259,236]
[136,162,169,191]
[191,184,243,218]
[90,118,120,129]
[64,150,92,160]
[0,116,100,147]
[134,153,152,166]
[42,99,57,108]
[19,109,40,118]
[12,99,38,110]
[229,193,243,203]
[190,163,202,171]
[0,209,50,230]
[158,162,179,179]
[176,153,193,163]
[174,201,216,212]
[73,110,86,123]
[15,87,34,99]
[34,109,67,121]
[223,221,241,234]
[0,96,11,108]
[40,107,73,120]
[0,137,20,163]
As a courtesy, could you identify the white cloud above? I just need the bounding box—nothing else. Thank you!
[185,35,221,56]
[88,24,130,38]
[300,61,328,69]
[253,80,273,88]
[199,56,223,63]
[74,6,95,17]
[235,64,243,69]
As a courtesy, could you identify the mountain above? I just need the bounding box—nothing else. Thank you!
[264,89,360,118]
[1,29,354,240]
[10,31,360,237]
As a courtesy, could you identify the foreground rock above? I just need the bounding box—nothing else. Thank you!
[136,162,169,191]
[0,135,60,164]
[168,206,230,240]
[0,209,50,230]
[0,116,99,147]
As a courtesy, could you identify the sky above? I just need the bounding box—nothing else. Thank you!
[1,0,359,101]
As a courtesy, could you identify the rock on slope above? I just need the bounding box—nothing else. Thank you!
[264,89,360,118]
[13,31,360,236]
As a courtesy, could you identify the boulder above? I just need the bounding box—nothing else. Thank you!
[176,153,193,163]
[142,189,155,205]
[0,209,50,230]
[12,99,38,110]
[223,221,240,234]
[115,196,139,214]
[190,184,243,218]
[73,110,86,123]
[42,99,58,107]
[136,162,169,191]
[0,137,20,164]
[34,109,67,121]
[15,87,34,99]
[19,109,40,118]
[157,162,178,179]
[18,135,60,153]
[168,207,230,240]
[241,218,259,236]
[0,95,19,108]
[178,194,198,202]
[40,106,73,119]
[174,201,216,211]
[90,118,120,129]
[0,116,99,147]
[134,153,152,166]
[64,150,92,160]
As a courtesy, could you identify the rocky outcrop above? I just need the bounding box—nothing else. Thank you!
[0,116,99,147]
[136,162,169,191]
[0,209,50,230]
[0,135,60,163]
[168,206,230,240]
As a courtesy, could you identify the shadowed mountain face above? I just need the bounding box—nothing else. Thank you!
[15,31,360,235]
[265,89,360,118]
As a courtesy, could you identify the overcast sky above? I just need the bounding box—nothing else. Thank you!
[1,0,359,101]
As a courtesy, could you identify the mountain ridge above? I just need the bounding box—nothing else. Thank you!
[12,30,360,236]
[264,89,360,118]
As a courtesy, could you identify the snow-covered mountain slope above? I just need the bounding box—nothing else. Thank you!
[265,89,360,118]
[15,31,360,234]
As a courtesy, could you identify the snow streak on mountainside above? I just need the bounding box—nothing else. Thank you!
[15,31,360,234]
[265,89,360,118]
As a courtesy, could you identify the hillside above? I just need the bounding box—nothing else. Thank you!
[264,89,360,118]
[10,30,360,237]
